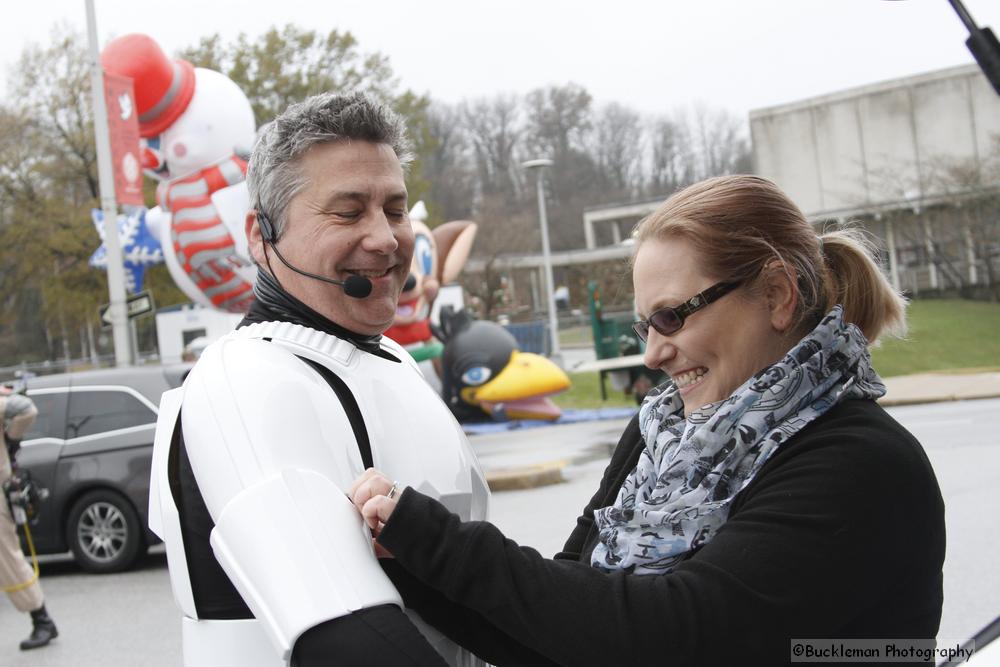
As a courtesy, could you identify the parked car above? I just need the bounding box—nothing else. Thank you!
[13,364,191,573]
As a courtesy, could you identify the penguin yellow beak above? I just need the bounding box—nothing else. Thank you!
[460,351,571,420]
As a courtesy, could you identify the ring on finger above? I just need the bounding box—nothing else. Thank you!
[386,481,400,501]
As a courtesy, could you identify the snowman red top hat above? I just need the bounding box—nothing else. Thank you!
[101,34,196,138]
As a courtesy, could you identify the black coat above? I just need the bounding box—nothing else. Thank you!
[379,399,946,666]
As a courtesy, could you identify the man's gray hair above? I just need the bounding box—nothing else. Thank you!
[247,91,413,239]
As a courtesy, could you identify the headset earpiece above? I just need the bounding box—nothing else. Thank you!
[258,211,275,243]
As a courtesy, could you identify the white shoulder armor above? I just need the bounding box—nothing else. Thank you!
[151,321,489,666]
[233,322,490,522]
[181,332,401,661]
[150,386,197,618]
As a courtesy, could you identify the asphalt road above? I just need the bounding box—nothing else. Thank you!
[0,398,996,666]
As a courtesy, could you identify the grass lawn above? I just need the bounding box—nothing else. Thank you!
[555,370,637,410]
[555,299,1000,409]
[558,325,594,347]
[871,299,1000,377]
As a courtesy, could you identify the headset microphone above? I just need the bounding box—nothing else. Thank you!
[258,211,373,299]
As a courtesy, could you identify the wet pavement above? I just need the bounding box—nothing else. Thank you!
[1,398,997,665]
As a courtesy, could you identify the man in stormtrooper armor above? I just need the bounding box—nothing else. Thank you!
[150,92,489,666]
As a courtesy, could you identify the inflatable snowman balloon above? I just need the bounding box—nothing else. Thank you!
[101,34,257,313]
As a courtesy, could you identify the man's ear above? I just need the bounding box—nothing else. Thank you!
[763,260,798,333]
[246,210,267,266]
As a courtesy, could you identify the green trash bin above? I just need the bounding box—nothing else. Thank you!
[588,280,641,360]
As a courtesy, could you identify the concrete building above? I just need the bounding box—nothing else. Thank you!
[750,64,1000,295]
[468,64,1000,311]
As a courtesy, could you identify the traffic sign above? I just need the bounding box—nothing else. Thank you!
[99,290,155,327]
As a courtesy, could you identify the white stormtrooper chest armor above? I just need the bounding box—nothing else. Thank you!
[150,321,489,666]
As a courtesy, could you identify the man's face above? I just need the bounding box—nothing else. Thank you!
[248,140,413,335]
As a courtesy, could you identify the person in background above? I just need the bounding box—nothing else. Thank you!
[351,175,945,666]
[1,384,58,651]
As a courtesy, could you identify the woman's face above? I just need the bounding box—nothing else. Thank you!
[633,236,791,416]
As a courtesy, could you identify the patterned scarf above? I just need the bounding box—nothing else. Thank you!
[591,306,885,574]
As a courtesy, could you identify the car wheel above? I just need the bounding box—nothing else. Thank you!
[66,489,144,574]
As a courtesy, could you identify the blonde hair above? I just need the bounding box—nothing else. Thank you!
[633,175,906,343]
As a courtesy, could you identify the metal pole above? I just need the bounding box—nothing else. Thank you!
[947,0,979,34]
[130,319,141,364]
[945,0,1000,96]
[964,226,978,285]
[533,167,562,366]
[86,0,132,366]
[884,218,901,292]
[923,216,939,290]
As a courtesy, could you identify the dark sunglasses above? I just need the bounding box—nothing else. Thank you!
[632,280,743,342]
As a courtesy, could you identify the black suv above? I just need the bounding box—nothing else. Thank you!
[14,364,190,573]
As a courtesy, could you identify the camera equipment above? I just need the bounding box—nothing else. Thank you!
[3,469,49,526]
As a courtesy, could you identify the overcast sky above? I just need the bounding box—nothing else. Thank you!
[2,0,998,119]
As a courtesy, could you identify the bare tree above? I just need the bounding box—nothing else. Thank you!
[865,141,1000,299]
[937,140,1000,298]
[646,114,695,196]
[686,103,752,178]
[422,102,477,222]
[460,193,539,320]
[523,83,592,159]
[591,102,644,199]
[461,94,523,201]
[523,84,600,250]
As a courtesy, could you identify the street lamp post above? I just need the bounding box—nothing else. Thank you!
[86,0,132,366]
[521,158,561,367]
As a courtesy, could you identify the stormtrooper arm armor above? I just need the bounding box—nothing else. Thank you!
[180,336,402,661]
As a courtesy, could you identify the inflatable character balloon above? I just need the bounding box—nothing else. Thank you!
[435,307,571,422]
[384,201,477,374]
[101,34,257,313]
[89,208,164,293]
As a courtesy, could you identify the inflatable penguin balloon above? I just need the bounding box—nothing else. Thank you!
[436,307,571,422]
[101,34,257,313]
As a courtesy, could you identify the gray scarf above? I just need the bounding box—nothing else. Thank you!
[591,306,885,574]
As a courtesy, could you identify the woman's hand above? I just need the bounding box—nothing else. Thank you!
[349,468,403,557]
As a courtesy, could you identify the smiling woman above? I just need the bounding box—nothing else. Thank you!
[350,174,946,666]
[629,174,905,417]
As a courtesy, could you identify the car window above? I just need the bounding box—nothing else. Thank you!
[22,391,69,441]
[65,389,156,439]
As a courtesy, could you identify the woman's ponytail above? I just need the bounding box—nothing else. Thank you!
[819,227,907,344]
